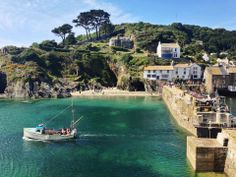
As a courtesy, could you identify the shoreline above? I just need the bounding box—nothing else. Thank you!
[0,94,6,98]
[71,88,160,97]
[0,89,160,99]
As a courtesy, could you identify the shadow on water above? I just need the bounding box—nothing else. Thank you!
[37,152,173,177]
[0,97,228,177]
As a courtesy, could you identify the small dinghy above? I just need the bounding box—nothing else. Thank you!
[23,100,82,142]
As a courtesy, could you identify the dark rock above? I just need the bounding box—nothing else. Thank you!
[0,72,7,93]
[4,76,75,99]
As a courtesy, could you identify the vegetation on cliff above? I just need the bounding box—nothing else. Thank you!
[116,22,236,59]
[1,9,236,97]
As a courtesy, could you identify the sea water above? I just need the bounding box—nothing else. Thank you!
[0,97,226,177]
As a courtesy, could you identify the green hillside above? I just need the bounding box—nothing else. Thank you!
[1,13,236,97]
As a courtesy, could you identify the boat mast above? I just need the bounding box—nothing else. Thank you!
[71,98,75,128]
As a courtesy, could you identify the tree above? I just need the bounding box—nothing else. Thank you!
[73,12,94,40]
[39,40,58,51]
[100,22,115,35]
[73,9,111,40]
[90,9,110,39]
[41,52,63,76]
[64,32,77,45]
[51,24,73,44]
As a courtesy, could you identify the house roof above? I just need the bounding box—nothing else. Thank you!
[144,66,174,71]
[160,43,180,48]
[228,67,236,73]
[174,63,192,68]
[206,67,228,75]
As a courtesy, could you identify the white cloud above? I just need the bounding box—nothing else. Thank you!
[0,0,139,47]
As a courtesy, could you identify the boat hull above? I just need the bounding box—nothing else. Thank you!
[23,128,76,141]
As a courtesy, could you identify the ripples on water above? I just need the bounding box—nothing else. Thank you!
[0,97,227,177]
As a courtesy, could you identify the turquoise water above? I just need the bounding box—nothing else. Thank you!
[0,97,226,177]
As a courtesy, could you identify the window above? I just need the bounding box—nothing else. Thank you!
[147,74,151,78]
[184,71,186,74]
[162,74,169,79]
[153,70,156,73]
[176,71,178,74]
[167,70,169,73]
[152,75,156,78]
[148,70,150,73]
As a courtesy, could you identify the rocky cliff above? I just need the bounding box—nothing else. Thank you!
[0,38,160,98]
[4,77,75,98]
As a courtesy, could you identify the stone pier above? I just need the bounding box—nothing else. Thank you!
[187,136,227,172]
[221,130,236,177]
[162,86,236,176]
[162,86,197,136]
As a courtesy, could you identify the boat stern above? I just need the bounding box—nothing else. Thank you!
[71,128,78,138]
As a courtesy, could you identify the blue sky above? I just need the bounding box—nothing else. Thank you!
[0,0,236,47]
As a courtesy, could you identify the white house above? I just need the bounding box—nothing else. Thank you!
[157,41,181,59]
[143,66,175,81]
[174,63,202,80]
[144,63,202,81]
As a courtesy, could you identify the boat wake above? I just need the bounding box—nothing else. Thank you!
[78,133,148,138]
[20,100,32,104]
[79,133,120,138]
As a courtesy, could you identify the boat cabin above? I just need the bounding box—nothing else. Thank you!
[36,124,45,134]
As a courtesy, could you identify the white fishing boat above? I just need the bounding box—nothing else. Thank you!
[23,100,82,141]
[23,126,77,141]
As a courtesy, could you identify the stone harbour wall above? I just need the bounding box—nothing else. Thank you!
[222,130,236,177]
[162,86,197,136]
[162,86,236,176]
[187,136,227,172]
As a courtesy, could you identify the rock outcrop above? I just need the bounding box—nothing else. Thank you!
[5,77,76,98]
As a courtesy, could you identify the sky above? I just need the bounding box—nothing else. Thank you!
[0,0,236,47]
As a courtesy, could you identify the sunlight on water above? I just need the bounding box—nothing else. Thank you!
[0,97,227,177]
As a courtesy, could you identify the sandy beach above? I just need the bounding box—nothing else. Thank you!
[0,94,6,98]
[71,88,160,97]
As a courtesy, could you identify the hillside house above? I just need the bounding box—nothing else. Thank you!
[157,41,180,59]
[109,36,133,49]
[143,63,202,81]
[204,66,236,94]
[174,63,202,80]
[143,66,174,81]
